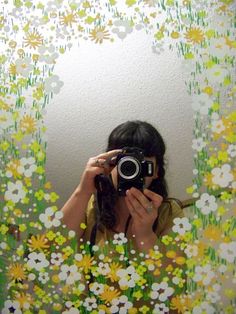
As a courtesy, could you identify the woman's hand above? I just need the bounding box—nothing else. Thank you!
[125,187,163,251]
[78,149,121,196]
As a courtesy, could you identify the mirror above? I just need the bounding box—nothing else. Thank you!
[45,30,194,207]
[0,1,235,313]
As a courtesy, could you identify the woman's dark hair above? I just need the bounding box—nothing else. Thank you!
[95,120,168,230]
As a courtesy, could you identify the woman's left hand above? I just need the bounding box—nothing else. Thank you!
[125,187,163,249]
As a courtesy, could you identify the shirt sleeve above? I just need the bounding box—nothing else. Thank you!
[155,199,185,237]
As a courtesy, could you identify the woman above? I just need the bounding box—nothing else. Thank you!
[61,120,186,313]
[61,120,184,252]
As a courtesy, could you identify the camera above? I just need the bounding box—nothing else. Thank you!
[115,147,154,196]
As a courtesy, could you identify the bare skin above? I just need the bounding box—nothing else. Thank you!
[61,150,163,252]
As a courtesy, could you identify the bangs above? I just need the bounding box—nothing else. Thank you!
[107,121,164,157]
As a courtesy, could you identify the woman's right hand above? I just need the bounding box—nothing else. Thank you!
[77,149,122,196]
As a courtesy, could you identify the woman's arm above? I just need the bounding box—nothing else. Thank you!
[61,149,121,239]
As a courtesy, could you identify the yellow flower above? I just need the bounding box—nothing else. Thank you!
[20,115,37,134]
[203,225,222,241]
[218,151,228,162]
[24,30,43,49]
[139,305,150,313]
[171,294,193,312]
[8,263,26,281]
[106,262,121,282]
[185,27,205,44]
[175,256,186,265]
[202,86,213,95]
[133,290,143,300]
[9,63,17,75]
[100,285,121,304]
[60,11,77,27]
[89,26,110,44]
[28,234,49,251]
[15,292,33,309]
[225,289,236,299]
[0,224,9,235]
[171,31,180,39]
[0,141,10,151]
[166,250,176,259]
[6,159,22,179]
[75,254,94,273]
[46,230,56,241]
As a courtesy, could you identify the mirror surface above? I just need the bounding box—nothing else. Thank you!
[45,30,194,207]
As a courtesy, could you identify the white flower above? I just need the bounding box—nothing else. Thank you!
[227,144,236,158]
[150,282,174,301]
[192,301,215,314]
[62,308,80,314]
[153,303,169,314]
[112,20,133,40]
[83,297,97,311]
[184,244,198,258]
[110,295,133,313]
[211,119,225,134]
[89,282,104,296]
[2,300,22,314]
[51,252,63,266]
[211,164,233,188]
[0,111,14,133]
[38,271,49,284]
[17,157,37,177]
[195,193,218,215]
[206,289,221,303]
[39,207,63,228]
[4,180,26,203]
[117,266,140,288]
[191,94,212,115]
[15,57,33,77]
[219,242,236,263]
[207,37,233,59]
[27,252,49,271]
[172,217,191,235]
[45,75,64,94]
[38,44,59,64]
[205,64,229,84]
[59,264,81,285]
[113,233,128,245]
[192,264,215,286]
[192,137,207,152]
[97,262,110,276]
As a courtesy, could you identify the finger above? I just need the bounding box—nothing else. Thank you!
[125,196,142,220]
[143,189,163,207]
[91,158,107,168]
[129,187,151,210]
[126,190,147,218]
[97,149,122,160]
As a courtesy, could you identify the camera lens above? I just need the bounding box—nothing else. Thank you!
[117,157,140,180]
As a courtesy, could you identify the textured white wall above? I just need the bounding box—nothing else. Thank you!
[45,30,194,207]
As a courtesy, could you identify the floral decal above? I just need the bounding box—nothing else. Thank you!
[0,0,235,313]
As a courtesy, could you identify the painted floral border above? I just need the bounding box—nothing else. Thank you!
[0,0,235,313]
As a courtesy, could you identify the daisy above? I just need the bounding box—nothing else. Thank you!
[58,264,81,285]
[27,252,49,271]
[172,217,191,235]
[219,241,236,263]
[4,180,26,203]
[150,282,174,301]
[211,164,233,188]
[195,193,217,215]
[39,207,63,228]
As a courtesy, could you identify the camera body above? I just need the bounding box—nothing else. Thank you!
[115,147,154,196]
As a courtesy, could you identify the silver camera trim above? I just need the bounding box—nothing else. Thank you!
[117,156,140,180]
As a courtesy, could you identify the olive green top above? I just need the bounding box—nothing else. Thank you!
[83,195,184,243]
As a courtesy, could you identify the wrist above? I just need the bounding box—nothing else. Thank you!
[134,232,157,252]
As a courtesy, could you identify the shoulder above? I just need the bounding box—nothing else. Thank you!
[156,198,184,237]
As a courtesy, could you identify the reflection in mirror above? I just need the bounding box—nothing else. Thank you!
[45,30,194,208]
